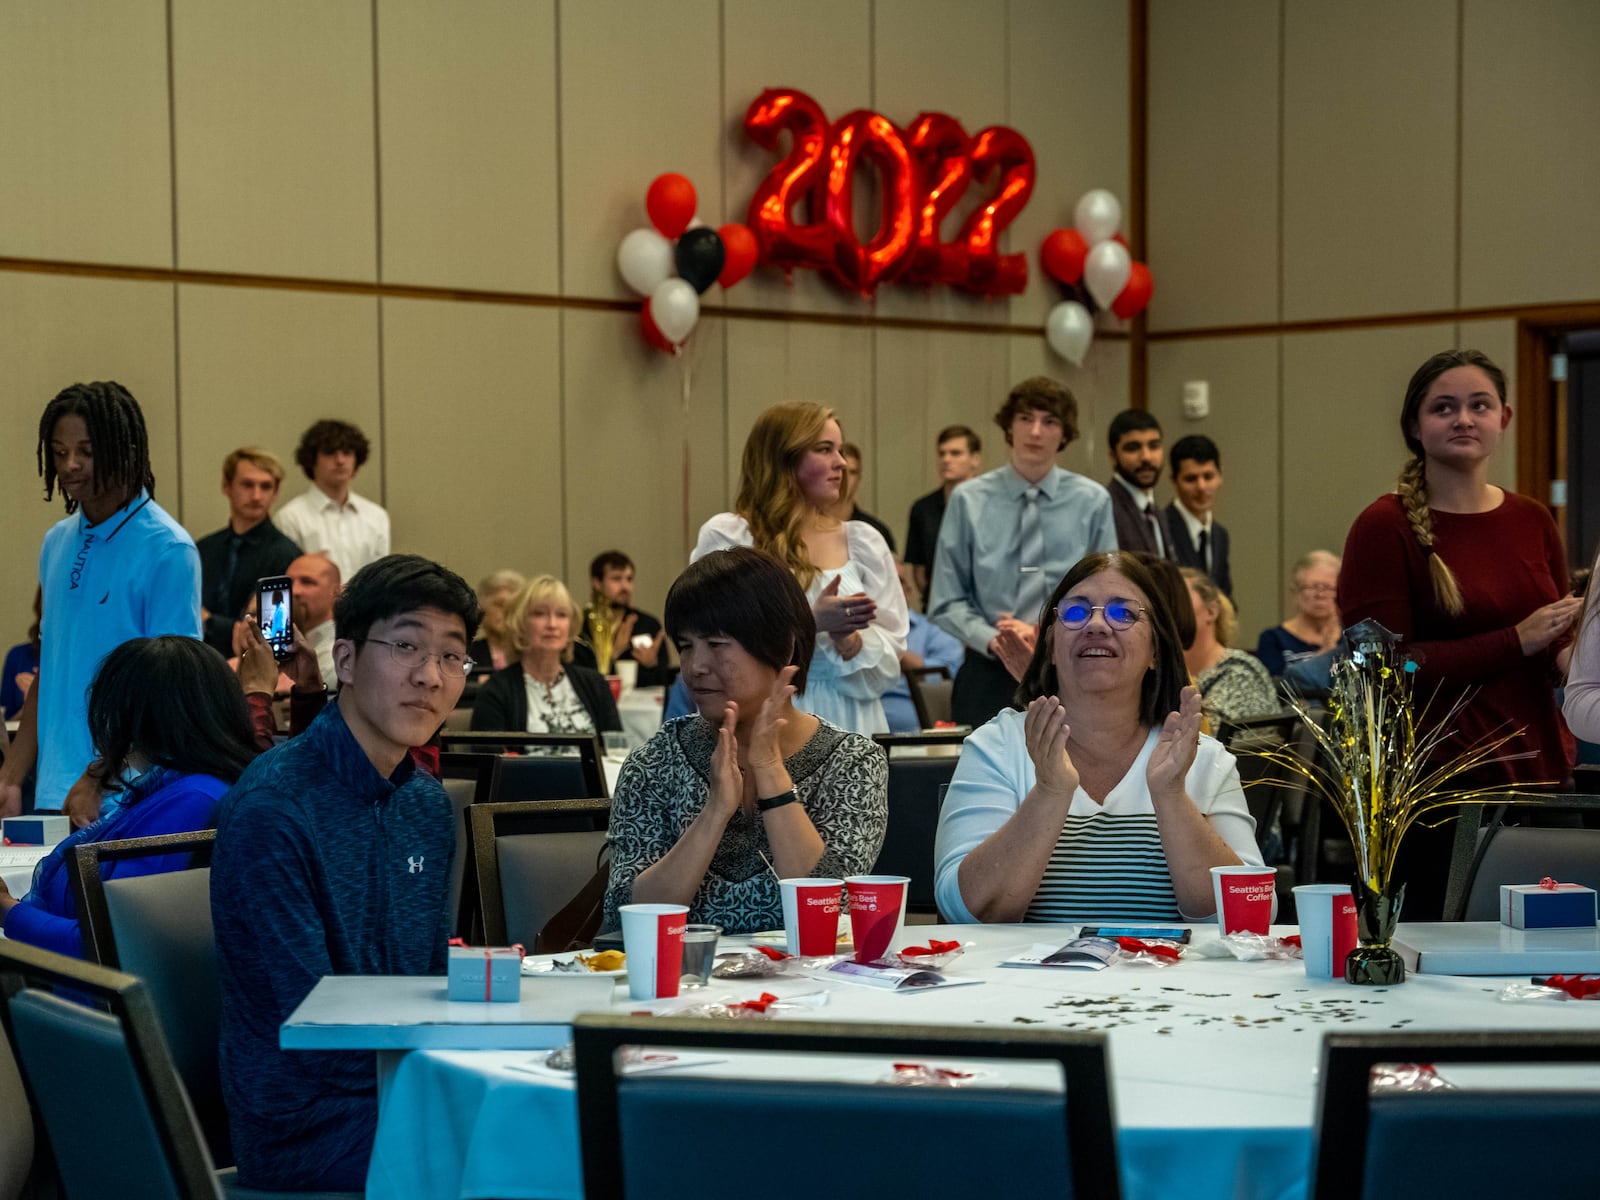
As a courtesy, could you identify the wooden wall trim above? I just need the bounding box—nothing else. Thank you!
[0,254,1131,341]
[1128,0,1149,408]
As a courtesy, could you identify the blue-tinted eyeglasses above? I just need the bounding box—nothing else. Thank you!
[1056,601,1146,630]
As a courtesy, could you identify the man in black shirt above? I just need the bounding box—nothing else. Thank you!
[903,424,982,605]
[584,551,669,686]
[196,448,300,655]
[837,442,897,552]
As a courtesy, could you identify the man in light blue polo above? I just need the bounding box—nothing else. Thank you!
[0,381,201,822]
[928,376,1117,727]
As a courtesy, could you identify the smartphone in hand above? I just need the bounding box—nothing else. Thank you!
[256,575,295,662]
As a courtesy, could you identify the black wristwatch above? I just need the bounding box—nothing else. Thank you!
[756,789,800,813]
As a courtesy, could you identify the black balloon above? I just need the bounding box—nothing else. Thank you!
[673,227,725,294]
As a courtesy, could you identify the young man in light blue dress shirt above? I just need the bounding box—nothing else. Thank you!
[927,377,1117,727]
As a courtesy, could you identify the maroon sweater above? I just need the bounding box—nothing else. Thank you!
[1338,491,1573,787]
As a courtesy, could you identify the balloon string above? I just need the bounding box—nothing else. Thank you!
[681,351,693,560]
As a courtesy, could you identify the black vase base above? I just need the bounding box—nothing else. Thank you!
[1345,946,1406,986]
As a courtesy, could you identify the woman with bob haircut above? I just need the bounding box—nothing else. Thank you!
[1340,348,1579,918]
[694,401,907,735]
[0,636,259,956]
[472,574,620,736]
[934,551,1264,923]
[602,548,887,934]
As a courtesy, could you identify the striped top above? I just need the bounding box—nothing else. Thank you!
[934,708,1263,924]
[1025,812,1177,921]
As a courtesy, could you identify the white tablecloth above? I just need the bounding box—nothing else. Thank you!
[0,846,50,898]
[360,922,1600,1200]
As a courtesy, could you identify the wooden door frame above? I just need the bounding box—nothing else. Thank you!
[1516,303,1600,518]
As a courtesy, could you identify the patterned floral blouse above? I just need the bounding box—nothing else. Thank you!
[601,715,888,934]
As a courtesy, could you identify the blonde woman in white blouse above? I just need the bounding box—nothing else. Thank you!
[694,402,907,735]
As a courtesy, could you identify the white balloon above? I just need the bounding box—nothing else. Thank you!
[1044,301,1093,366]
[1084,240,1132,310]
[617,228,674,296]
[687,214,708,230]
[650,279,700,344]
[1074,189,1123,244]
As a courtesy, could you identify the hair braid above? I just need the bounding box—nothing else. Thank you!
[1396,456,1463,616]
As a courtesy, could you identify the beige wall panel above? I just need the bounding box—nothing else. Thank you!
[176,286,381,543]
[172,1,377,280]
[722,320,873,499]
[1008,0,1130,329]
[0,2,172,266]
[0,274,177,628]
[1281,1,1456,322]
[870,0,1008,326]
[1461,0,1600,309]
[378,0,560,293]
[562,309,727,619]
[721,0,872,315]
[1280,323,1457,591]
[1146,1,1279,332]
[381,299,561,590]
[560,0,722,302]
[1146,335,1281,626]
[1008,335,1130,482]
[872,328,1012,550]
[1456,319,1518,494]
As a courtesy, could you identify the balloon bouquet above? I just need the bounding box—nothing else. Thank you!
[615,173,759,354]
[1038,189,1154,366]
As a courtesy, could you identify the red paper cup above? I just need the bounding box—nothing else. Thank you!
[780,878,843,956]
[607,675,623,702]
[1292,884,1358,980]
[619,903,688,1001]
[1210,865,1276,936]
[845,875,909,964]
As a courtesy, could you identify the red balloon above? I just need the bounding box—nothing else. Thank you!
[955,126,1034,296]
[640,299,677,353]
[824,110,916,296]
[1041,228,1088,285]
[1111,261,1154,319]
[646,173,697,239]
[904,112,971,287]
[743,88,833,275]
[717,223,758,288]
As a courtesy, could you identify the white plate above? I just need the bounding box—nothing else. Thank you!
[522,954,627,979]
[747,930,854,953]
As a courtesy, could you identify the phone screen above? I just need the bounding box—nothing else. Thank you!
[256,575,295,661]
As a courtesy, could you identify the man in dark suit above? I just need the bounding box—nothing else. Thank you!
[1165,434,1233,601]
[1105,409,1175,558]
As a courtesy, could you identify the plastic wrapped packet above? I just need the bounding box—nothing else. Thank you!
[881,1062,994,1087]
[1500,974,1600,1002]
[653,990,831,1019]
[894,939,970,971]
[1210,932,1303,962]
[712,950,788,979]
[1369,1063,1454,1093]
[1112,936,1186,967]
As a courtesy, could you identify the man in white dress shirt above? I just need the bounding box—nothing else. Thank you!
[275,419,390,581]
[286,553,342,687]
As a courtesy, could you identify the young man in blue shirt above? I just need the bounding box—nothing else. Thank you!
[0,381,201,821]
[212,554,480,1192]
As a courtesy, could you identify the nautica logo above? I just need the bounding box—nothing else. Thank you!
[68,531,96,590]
[407,855,425,875]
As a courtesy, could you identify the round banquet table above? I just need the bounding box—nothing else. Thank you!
[360,922,1600,1200]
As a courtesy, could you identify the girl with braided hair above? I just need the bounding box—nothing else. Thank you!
[1339,349,1581,917]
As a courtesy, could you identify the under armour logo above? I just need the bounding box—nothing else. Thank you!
[407,855,425,874]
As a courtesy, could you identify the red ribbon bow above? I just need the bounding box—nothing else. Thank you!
[891,1062,975,1080]
[900,939,961,958]
[1539,877,1565,890]
[730,992,780,1013]
[1115,936,1182,960]
[753,945,791,962]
